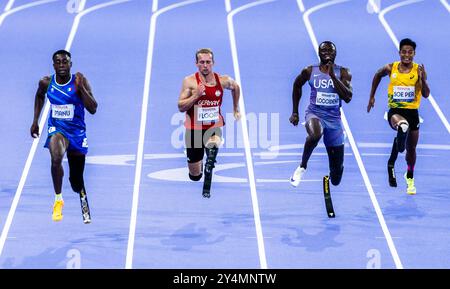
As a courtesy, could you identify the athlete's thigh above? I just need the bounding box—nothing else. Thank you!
[305,117,323,139]
[323,120,344,147]
[48,133,69,158]
[389,113,407,130]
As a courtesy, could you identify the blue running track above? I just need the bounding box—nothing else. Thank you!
[0,0,449,269]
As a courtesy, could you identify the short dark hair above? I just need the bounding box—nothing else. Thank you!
[195,48,214,63]
[52,50,71,61]
[399,38,416,51]
[319,41,336,50]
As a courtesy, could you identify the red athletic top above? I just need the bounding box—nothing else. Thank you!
[185,72,224,130]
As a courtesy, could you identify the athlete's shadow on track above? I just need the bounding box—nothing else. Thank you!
[160,223,226,251]
[0,246,74,269]
[281,223,343,252]
[382,197,426,220]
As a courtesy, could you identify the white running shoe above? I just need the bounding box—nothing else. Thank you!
[290,166,306,187]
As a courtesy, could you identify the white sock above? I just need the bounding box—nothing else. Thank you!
[55,194,63,201]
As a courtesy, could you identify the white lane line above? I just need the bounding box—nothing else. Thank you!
[270,142,450,151]
[226,0,277,270]
[367,0,380,13]
[378,0,450,134]
[4,0,15,12]
[296,0,305,12]
[0,0,58,27]
[358,143,450,150]
[125,0,206,269]
[440,0,450,13]
[66,0,132,50]
[225,0,232,12]
[300,0,404,269]
[0,0,131,260]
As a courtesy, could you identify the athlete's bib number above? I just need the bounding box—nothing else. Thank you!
[393,86,415,102]
[197,106,219,122]
[52,104,74,120]
[316,92,339,106]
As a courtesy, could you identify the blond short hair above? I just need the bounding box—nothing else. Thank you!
[195,48,214,63]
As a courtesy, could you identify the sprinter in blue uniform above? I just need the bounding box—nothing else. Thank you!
[30,50,97,222]
[289,41,352,187]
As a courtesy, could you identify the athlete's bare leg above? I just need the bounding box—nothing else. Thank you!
[390,114,409,152]
[188,161,203,178]
[405,129,419,177]
[301,118,323,169]
[48,133,69,195]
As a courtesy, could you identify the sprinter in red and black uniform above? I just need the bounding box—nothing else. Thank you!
[178,48,240,198]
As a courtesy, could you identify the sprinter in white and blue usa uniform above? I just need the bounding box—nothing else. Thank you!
[289,41,352,188]
[30,50,97,222]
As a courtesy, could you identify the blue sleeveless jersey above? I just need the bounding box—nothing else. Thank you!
[47,74,86,138]
[306,65,342,120]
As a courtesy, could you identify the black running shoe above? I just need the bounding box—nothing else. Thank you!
[396,127,407,153]
[388,162,397,187]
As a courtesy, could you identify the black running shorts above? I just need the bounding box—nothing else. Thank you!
[387,108,420,131]
[185,127,222,163]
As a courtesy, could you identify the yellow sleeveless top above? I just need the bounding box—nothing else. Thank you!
[388,61,422,109]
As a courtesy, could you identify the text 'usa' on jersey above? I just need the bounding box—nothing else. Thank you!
[46,74,86,137]
[306,65,342,120]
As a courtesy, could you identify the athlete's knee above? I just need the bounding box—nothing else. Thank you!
[307,132,322,145]
[68,154,85,192]
[188,160,202,179]
[396,119,409,132]
[206,135,221,149]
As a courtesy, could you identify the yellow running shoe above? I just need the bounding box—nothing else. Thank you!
[404,173,416,195]
[52,200,64,221]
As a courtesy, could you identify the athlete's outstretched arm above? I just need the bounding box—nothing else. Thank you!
[367,64,392,113]
[75,72,97,114]
[178,76,204,112]
[327,63,352,103]
[290,66,310,126]
[418,64,430,98]
[221,75,240,120]
[30,76,50,138]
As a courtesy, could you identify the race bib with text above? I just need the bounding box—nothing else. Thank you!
[197,106,219,122]
[393,86,415,102]
[316,92,339,106]
[52,104,74,120]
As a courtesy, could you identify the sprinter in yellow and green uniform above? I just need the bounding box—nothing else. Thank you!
[367,38,430,195]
